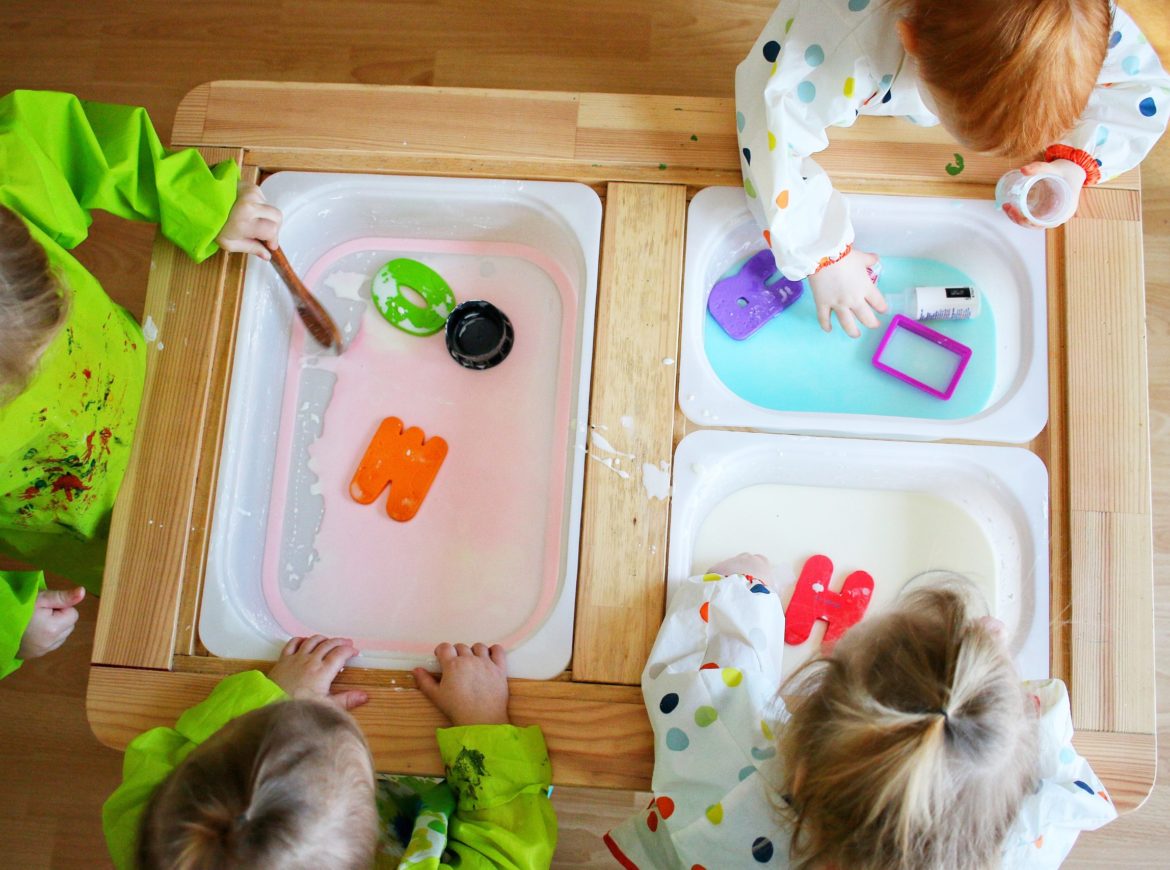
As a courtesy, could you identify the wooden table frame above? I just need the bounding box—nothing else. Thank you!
[88,81,1156,808]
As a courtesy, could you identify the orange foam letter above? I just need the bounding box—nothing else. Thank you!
[349,417,448,522]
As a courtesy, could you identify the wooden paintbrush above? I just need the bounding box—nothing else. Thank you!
[268,246,344,353]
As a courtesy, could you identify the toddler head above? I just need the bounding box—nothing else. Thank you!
[0,205,67,402]
[137,699,378,870]
[777,581,1038,870]
[891,0,1111,157]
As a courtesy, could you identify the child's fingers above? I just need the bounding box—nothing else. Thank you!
[852,303,880,331]
[299,634,328,655]
[282,637,302,656]
[413,667,441,701]
[454,643,473,658]
[50,606,80,630]
[222,237,272,259]
[314,637,353,661]
[250,217,281,243]
[247,202,282,227]
[865,287,888,312]
[858,250,880,267]
[471,642,490,658]
[330,689,369,711]
[1001,202,1028,227]
[816,304,833,333]
[39,588,83,610]
[1018,161,1049,176]
[321,642,358,668]
[834,307,861,338]
[488,644,508,669]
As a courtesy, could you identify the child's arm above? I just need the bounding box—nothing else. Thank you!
[0,569,47,678]
[102,635,362,870]
[735,12,888,335]
[604,560,788,868]
[414,644,557,869]
[1045,7,1170,186]
[0,89,239,262]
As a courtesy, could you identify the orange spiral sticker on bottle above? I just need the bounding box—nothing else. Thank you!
[349,417,447,522]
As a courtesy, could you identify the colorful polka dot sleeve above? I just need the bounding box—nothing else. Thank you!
[734,0,936,281]
[1049,7,1169,185]
[605,572,794,868]
[1000,680,1118,868]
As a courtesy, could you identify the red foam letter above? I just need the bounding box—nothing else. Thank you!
[784,554,873,648]
[349,417,447,522]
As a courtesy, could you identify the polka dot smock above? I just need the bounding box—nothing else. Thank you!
[735,0,1170,281]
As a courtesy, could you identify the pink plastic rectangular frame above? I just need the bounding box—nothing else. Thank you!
[871,314,973,400]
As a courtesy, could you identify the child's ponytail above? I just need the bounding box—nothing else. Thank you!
[777,581,1038,870]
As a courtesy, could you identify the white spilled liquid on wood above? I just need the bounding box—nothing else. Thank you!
[690,483,997,678]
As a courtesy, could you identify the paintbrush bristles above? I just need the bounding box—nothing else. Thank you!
[268,246,344,353]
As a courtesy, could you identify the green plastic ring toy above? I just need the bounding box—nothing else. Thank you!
[371,258,457,336]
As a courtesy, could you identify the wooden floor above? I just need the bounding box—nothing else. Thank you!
[1,1,1167,866]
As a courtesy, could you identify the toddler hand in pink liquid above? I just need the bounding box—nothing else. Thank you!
[415,642,510,726]
[269,634,368,711]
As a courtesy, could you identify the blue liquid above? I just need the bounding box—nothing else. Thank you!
[703,256,996,418]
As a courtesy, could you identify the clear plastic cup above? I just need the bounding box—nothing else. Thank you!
[995,170,1076,229]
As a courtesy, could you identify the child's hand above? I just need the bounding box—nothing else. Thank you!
[216,181,283,260]
[1001,159,1086,228]
[414,642,510,727]
[707,553,773,582]
[808,249,887,338]
[17,587,85,660]
[269,635,369,711]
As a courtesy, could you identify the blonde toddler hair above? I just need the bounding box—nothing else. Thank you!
[137,699,379,870]
[0,204,67,403]
[777,582,1038,870]
[889,0,1112,157]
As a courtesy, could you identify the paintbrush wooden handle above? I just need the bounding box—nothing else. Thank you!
[269,246,344,352]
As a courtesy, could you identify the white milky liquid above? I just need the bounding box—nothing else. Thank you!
[691,483,998,679]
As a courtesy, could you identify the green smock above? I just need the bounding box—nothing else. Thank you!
[102,671,558,869]
[0,90,238,671]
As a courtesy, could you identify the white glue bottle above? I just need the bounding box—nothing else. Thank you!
[883,283,980,321]
[994,170,1077,229]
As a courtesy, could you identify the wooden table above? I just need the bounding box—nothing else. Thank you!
[87,81,1156,809]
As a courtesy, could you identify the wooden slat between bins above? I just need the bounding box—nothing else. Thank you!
[573,183,686,684]
[93,147,242,669]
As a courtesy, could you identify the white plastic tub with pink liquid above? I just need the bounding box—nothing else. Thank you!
[202,172,601,679]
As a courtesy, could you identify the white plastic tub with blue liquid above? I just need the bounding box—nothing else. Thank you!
[679,186,1048,443]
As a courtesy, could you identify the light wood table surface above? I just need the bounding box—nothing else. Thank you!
[1,2,1166,866]
[85,81,1157,812]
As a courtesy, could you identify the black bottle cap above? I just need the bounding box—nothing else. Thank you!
[445,300,514,370]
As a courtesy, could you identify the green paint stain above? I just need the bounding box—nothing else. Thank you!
[690,134,699,141]
[658,163,668,170]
